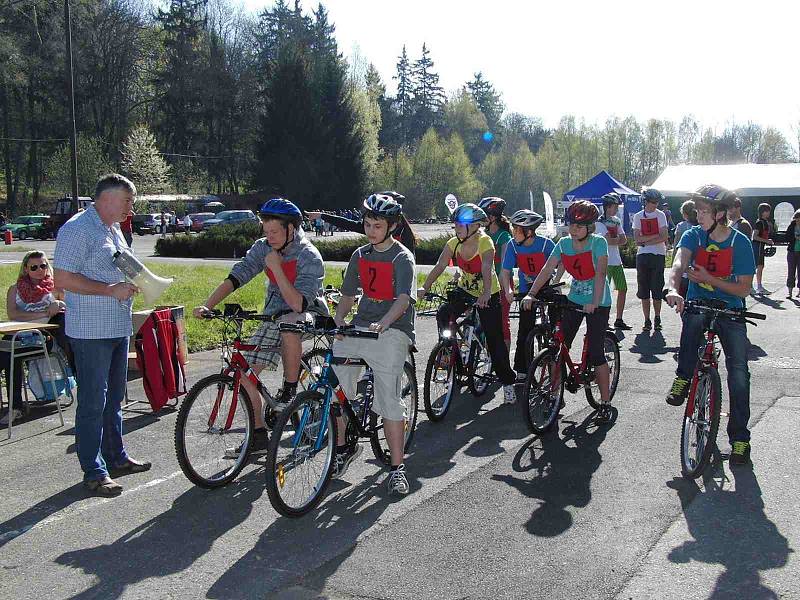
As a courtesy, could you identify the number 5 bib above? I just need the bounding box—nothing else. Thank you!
[358,258,394,301]
[694,243,733,291]
[563,251,595,281]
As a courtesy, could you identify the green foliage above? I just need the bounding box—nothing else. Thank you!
[466,72,504,131]
[120,124,171,194]
[443,90,490,165]
[155,222,263,258]
[477,138,537,213]
[43,134,114,197]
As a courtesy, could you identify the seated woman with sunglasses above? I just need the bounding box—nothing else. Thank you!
[1,251,72,425]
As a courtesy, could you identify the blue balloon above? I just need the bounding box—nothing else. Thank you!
[482,131,494,143]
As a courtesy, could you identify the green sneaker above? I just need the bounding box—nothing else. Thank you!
[730,441,751,465]
[666,377,689,406]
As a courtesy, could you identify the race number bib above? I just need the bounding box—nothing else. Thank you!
[606,225,619,239]
[358,258,394,301]
[640,217,660,236]
[456,252,483,274]
[266,259,298,285]
[694,244,733,291]
[517,252,547,277]
[562,251,595,281]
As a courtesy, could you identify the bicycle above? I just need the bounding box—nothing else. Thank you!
[515,282,566,367]
[678,299,765,478]
[422,288,493,421]
[265,323,418,517]
[521,296,621,434]
[174,304,330,488]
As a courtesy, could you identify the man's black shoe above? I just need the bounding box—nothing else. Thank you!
[614,319,632,330]
[654,316,663,331]
[666,377,689,406]
[643,319,652,331]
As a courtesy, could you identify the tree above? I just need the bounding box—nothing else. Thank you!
[477,138,537,212]
[120,124,171,193]
[502,113,549,154]
[410,44,445,141]
[392,45,413,147]
[44,134,114,197]
[466,72,504,131]
[442,90,489,165]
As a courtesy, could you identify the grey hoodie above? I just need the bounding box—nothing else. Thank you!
[228,228,327,316]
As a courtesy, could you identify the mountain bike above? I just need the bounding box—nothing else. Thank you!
[265,323,418,517]
[678,299,765,478]
[422,289,493,421]
[522,297,621,434]
[174,304,329,488]
[515,282,566,366]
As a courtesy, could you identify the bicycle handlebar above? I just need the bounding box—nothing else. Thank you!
[198,304,277,322]
[683,299,766,321]
[278,322,379,339]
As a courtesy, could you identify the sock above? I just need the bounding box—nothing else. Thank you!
[390,463,404,471]
[254,427,268,435]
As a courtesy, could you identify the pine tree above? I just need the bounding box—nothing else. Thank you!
[393,46,413,147]
[120,125,171,193]
[410,44,446,142]
[466,72,504,130]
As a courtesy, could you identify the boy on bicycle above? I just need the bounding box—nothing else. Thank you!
[523,200,614,422]
[332,194,416,495]
[193,198,326,455]
[664,184,756,465]
[500,209,555,380]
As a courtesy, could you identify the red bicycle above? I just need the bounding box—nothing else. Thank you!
[174,304,329,488]
[521,297,621,433]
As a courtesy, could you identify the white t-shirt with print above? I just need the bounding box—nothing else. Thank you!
[632,209,668,256]
[595,216,623,266]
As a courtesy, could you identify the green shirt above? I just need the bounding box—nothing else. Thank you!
[488,228,513,277]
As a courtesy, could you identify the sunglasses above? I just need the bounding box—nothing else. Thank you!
[28,263,49,271]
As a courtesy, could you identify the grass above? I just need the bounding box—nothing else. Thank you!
[0,246,34,252]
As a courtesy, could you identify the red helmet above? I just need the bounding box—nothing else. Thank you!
[567,200,600,225]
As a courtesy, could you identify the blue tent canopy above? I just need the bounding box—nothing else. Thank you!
[562,170,641,233]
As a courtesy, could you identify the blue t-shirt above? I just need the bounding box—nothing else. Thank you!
[501,236,556,293]
[551,234,612,307]
[677,225,755,309]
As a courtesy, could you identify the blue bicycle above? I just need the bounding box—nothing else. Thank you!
[265,323,418,517]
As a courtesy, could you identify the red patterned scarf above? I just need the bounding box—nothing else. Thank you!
[16,274,55,304]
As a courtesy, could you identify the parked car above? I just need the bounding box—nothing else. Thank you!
[132,213,158,235]
[44,195,93,239]
[187,212,216,232]
[202,210,259,230]
[0,215,49,240]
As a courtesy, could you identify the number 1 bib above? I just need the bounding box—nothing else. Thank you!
[563,251,595,281]
[640,216,660,236]
[358,258,394,301]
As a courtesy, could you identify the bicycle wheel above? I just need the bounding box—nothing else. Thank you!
[175,374,255,488]
[423,341,456,421]
[524,328,546,368]
[520,349,564,434]
[681,367,722,479]
[298,348,328,391]
[585,332,621,409]
[468,334,493,396]
[370,361,419,464]
[265,390,337,517]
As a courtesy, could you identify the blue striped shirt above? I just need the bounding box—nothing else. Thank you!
[53,206,133,339]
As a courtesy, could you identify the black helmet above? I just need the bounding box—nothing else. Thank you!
[363,193,403,219]
[509,209,544,229]
[378,190,406,203]
[601,192,622,206]
[641,188,664,204]
[478,196,507,216]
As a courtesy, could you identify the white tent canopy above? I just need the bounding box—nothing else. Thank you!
[652,164,800,198]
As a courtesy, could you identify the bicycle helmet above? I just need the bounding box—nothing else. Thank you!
[509,209,544,229]
[363,193,403,219]
[641,187,665,204]
[566,200,600,225]
[259,198,302,223]
[452,203,487,225]
[601,192,622,206]
[687,184,737,211]
[478,196,507,216]
[378,190,406,203]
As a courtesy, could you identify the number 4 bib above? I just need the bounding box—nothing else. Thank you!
[358,257,394,301]
[563,251,595,281]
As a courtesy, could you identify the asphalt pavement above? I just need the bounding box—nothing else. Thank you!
[1,248,799,600]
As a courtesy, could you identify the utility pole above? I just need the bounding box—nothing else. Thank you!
[64,0,79,212]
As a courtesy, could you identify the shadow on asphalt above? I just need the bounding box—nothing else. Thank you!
[628,331,679,364]
[57,411,168,455]
[750,294,786,310]
[666,466,792,599]
[491,410,614,537]
[0,482,88,549]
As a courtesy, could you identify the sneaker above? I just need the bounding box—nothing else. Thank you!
[653,316,662,331]
[223,429,269,459]
[665,377,690,406]
[332,443,363,479]
[503,384,517,404]
[596,403,612,423]
[643,319,652,331]
[729,441,751,465]
[614,319,632,330]
[757,285,769,295]
[272,384,297,411]
[515,372,527,383]
[387,464,410,496]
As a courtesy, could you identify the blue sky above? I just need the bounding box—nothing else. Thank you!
[242,0,800,149]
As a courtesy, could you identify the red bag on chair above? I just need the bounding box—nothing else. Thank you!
[135,308,186,412]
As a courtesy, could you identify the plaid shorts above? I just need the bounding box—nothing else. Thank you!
[244,312,314,370]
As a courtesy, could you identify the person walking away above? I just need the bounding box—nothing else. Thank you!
[663,184,756,465]
[523,200,614,422]
[752,203,774,295]
[674,200,698,298]
[332,194,416,494]
[500,210,555,380]
[633,188,670,331]
[596,193,630,330]
[53,174,151,496]
[419,203,517,404]
[479,197,513,349]
[786,209,800,298]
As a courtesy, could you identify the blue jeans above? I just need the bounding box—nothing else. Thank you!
[70,337,130,481]
[676,313,751,444]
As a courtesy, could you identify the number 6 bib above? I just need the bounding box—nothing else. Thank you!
[358,258,394,301]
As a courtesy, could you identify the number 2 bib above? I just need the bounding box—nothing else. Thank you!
[358,257,394,301]
[517,252,547,277]
[640,216,660,236]
[266,259,298,285]
[563,251,595,281]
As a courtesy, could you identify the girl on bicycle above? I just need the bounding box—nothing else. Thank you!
[419,203,517,405]
[500,209,555,380]
[332,194,416,495]
[664,184,756,465]
[524,200,613,421]
[479,197,513,349]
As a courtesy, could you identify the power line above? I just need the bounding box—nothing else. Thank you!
[0,137,68,142]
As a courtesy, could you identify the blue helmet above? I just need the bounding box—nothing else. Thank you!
[259,198,302,223]
[452,203,487,225]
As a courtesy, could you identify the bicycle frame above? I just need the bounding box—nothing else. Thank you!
[685,318,720,417]
[550,314,593,386]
